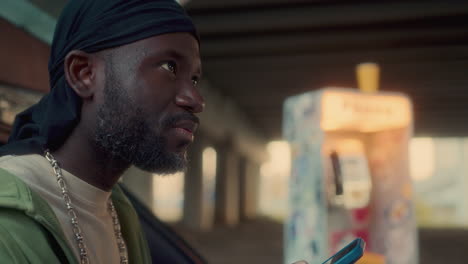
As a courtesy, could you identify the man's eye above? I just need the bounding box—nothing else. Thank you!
[161,61,177,74]
[192,77,199,87]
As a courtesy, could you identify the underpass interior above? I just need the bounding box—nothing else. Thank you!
[2,0,468,263]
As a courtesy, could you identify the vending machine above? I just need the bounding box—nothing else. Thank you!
[283,88,417,264]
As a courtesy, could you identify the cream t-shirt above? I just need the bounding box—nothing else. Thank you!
[0,154,126,263]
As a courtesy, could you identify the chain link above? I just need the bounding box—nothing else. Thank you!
[108,200,129,264]
[44,150,128,264]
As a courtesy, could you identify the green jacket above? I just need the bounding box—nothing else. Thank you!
[0,168,151,263]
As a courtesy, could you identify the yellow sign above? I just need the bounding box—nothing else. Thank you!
[357,63,380,93]
[320,89,412,132]
[357,252,386,264]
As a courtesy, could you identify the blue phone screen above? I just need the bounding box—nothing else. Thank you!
[321,239,364,264]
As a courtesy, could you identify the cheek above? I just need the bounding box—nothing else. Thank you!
[93,71,108,105]
[134,94,172,130]
[135,93,173,122]
[136,76,177,113]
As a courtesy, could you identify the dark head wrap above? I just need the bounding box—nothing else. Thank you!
[0,0,198,155]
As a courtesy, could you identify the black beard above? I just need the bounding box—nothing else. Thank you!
[92,68,187,174]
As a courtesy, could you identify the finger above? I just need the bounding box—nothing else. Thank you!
[292,261,309,264]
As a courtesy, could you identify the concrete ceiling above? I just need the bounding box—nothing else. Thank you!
[24,0,468,139]
[185,0,468,139]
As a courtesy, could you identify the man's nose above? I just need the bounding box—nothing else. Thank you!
[175,83,205,113]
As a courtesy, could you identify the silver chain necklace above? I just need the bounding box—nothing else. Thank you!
[44,150,129,264]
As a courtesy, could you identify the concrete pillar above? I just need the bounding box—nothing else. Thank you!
[182,133,205,229]
[239,159,261,220]
[122,166,154,209]
[215,139,240,226]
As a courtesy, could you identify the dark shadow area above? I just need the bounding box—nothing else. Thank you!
[173,218,468,264]
[121,185,207,264]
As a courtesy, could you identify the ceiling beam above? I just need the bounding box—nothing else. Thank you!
[0,0,55,44]
[186,0,320,10]
[191,2,468,35]
[203,46,468,68]
[200,27,468,58]
[28,0,66,18]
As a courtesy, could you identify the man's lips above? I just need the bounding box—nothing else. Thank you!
[169,120,198,145]
[163,113,200,145]
[172,119,198,134]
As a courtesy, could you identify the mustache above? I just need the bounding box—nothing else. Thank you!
[161,112,200,128]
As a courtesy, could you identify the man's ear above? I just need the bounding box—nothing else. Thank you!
[64,50,97,99]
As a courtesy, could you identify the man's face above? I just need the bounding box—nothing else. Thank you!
[93,32,204,174]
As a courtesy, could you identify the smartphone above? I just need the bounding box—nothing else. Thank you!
[321,238,365,264]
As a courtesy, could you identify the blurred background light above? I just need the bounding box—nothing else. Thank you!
[410,137,435,182]
[258,140,291,220]
[202,147,217,182]
[153,172,185,222]
[411,137,468,227]
[201,146,217,230]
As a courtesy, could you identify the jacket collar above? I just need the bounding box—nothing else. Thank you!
[0,167,146,264]
[0,167,77,263]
